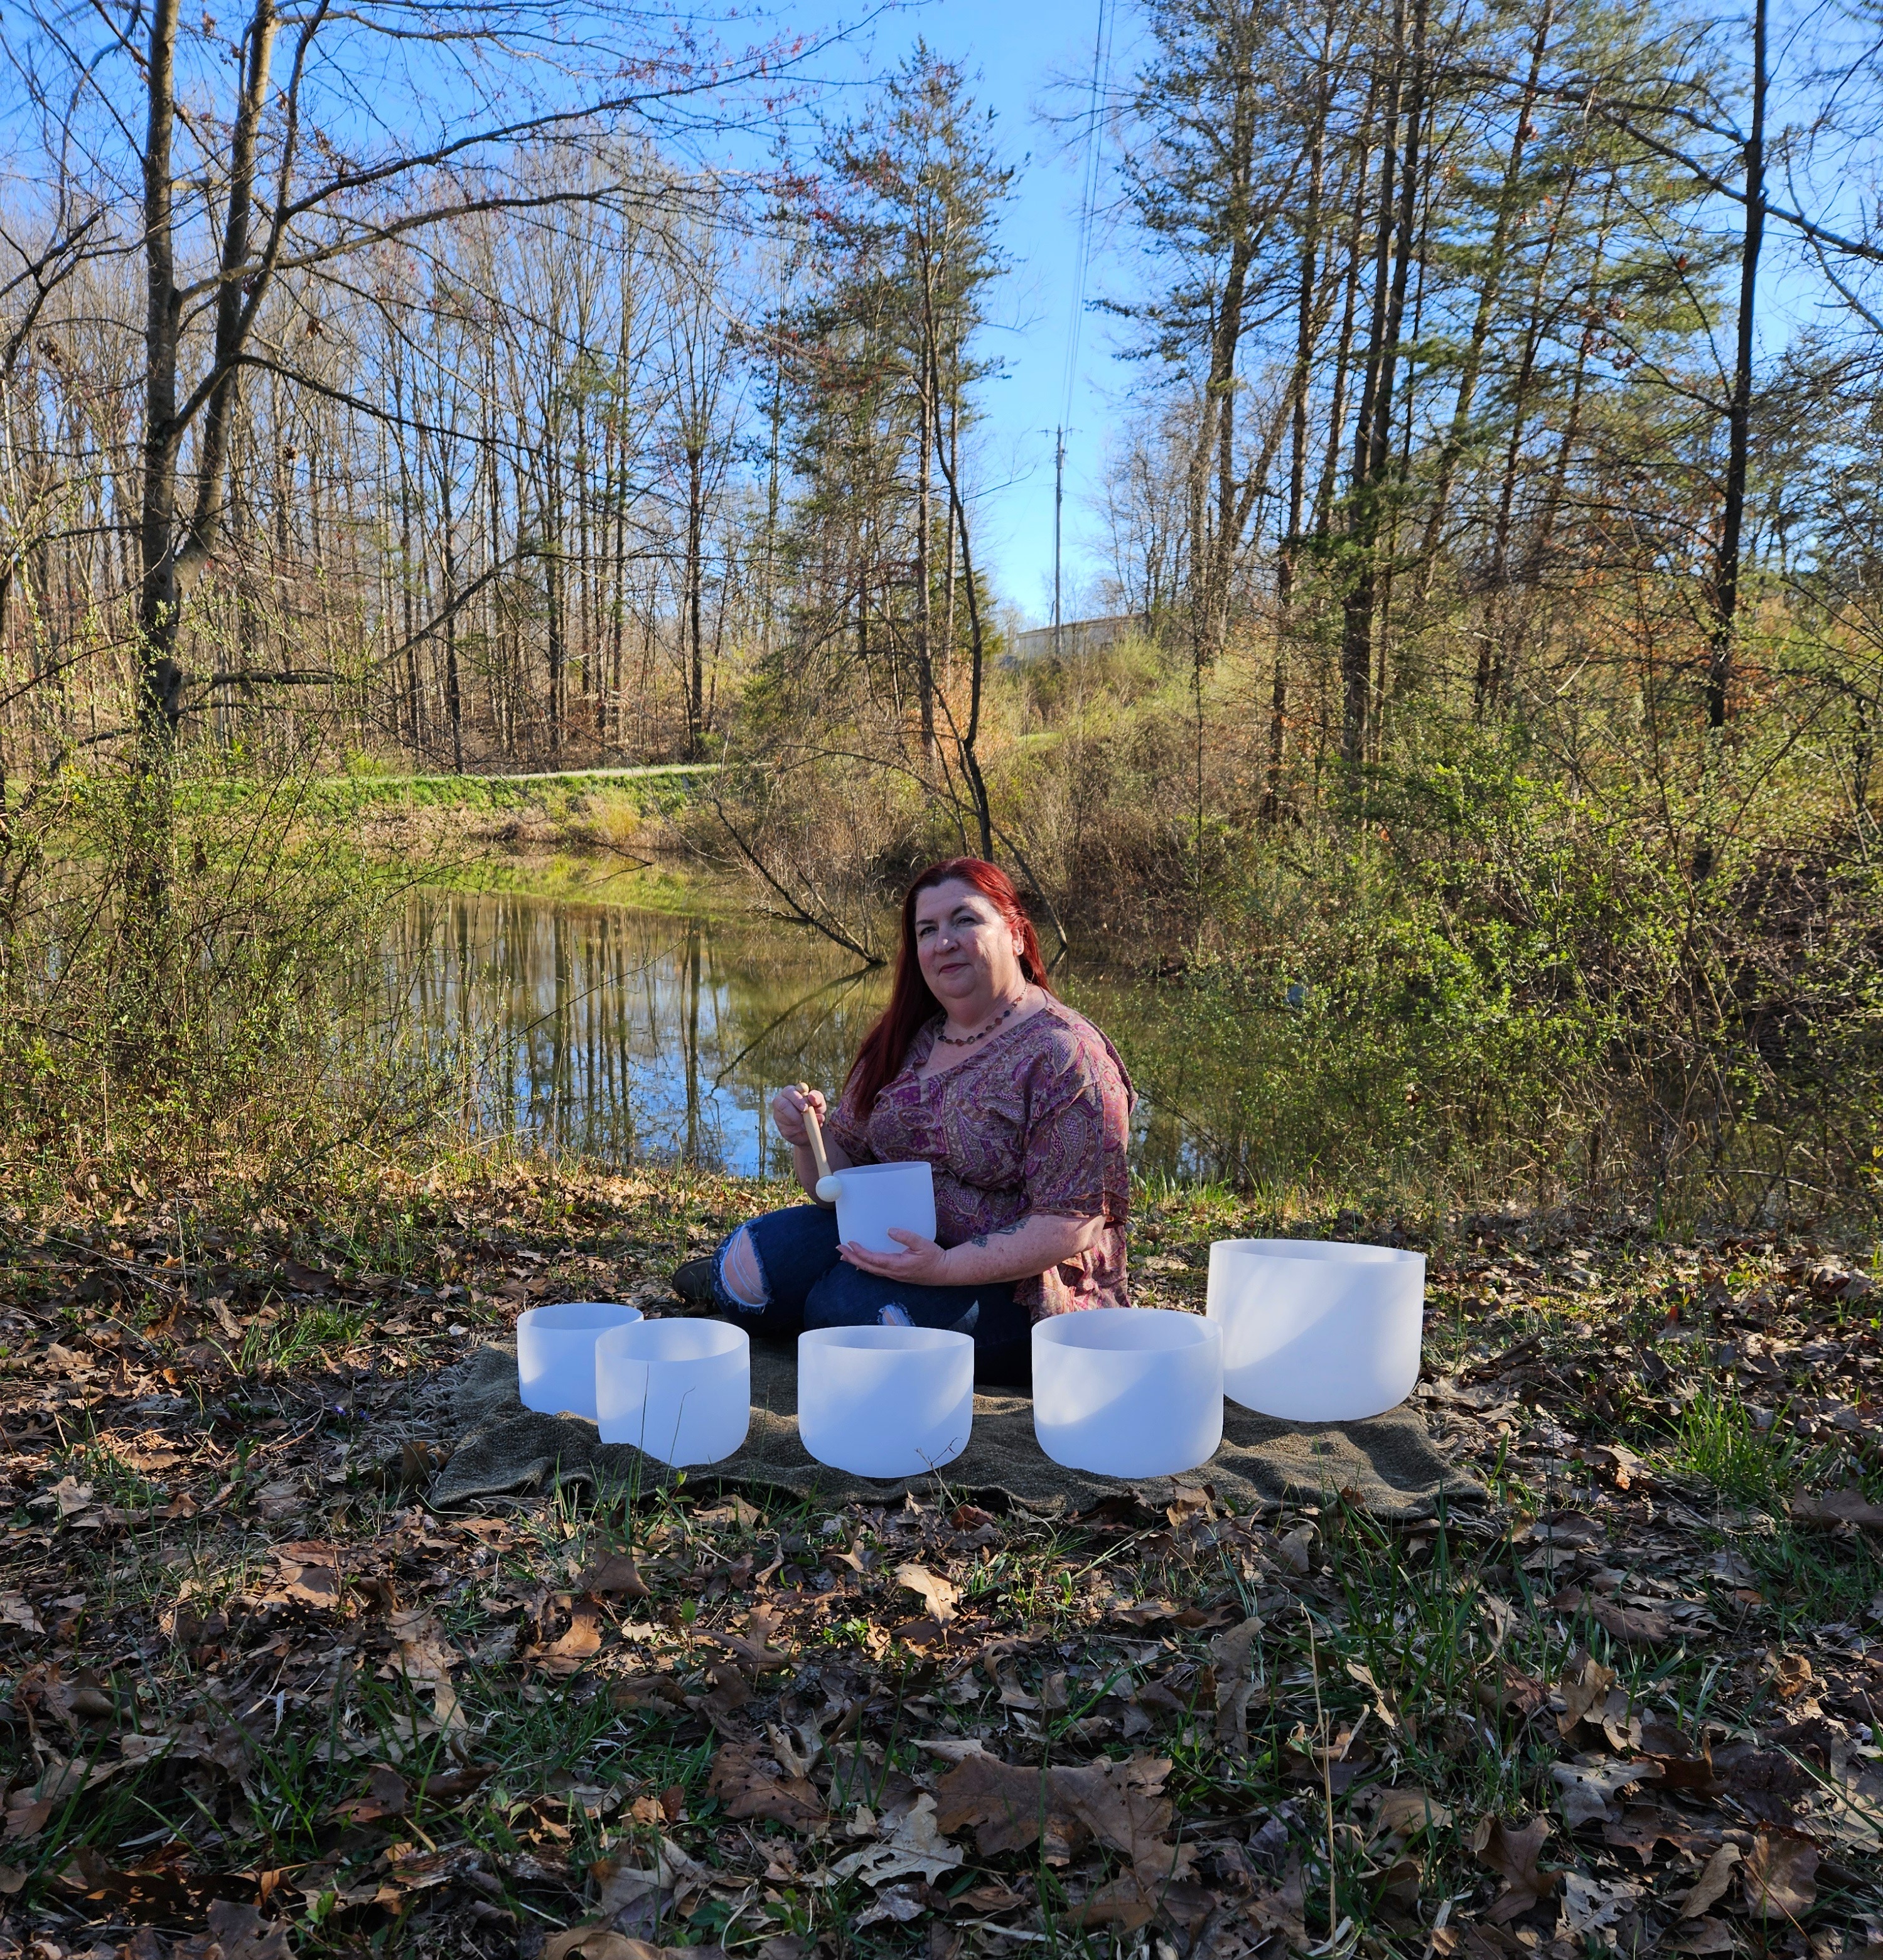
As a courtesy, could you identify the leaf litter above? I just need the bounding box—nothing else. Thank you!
[0,1165,1880,1957]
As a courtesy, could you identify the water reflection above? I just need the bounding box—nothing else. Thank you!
[394,889,889,1174]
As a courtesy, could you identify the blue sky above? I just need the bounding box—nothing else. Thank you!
[797,0,1153,624]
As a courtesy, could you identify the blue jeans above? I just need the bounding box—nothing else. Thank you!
[712,1204,1033,1390]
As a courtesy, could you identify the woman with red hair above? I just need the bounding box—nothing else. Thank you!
[672,858,1135,1387]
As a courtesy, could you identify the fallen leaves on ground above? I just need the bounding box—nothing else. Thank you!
[1474,1814,1559,1922]
[705,1739,823,1829]
[3,1174,1881,1959]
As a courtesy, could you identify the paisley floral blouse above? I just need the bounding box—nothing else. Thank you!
[823,1001,1135,1320]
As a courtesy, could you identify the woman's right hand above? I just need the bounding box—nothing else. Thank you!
[771,1084,827,1147]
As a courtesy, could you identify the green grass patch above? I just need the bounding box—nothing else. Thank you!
[1666,1381,1804,1508]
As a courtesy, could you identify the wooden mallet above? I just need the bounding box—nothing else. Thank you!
[796,1081,839,1203]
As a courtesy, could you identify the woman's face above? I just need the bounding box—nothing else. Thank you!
[912,879,1022,1007]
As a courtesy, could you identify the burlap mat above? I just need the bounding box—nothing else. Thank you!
[429,1341,1483,1521]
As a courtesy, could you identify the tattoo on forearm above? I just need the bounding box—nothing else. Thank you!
[967,1221,1029,1250]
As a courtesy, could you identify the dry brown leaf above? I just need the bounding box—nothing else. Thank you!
[1375,1786,1453,1840]
[703,1607,792,1675]
[1680,1842,1742,1919]
[1602,1807,1712,1866]
[1472,1814,1558,1922]
[1275,1523,1318,1575]
[542,1930,710,1960]
[1556,1651,1618,1737]
[591,1838,714,1918]
[1211,1615,1263,1750]
[1559,1871,1641,1939]
[830,1794,963,1887]
[1549,1757,1660,1829]
[1346,1658,1401,1730]
[1110,1599,1235,1630]
[932,1752,1191,1887]
[1665,1919,1737,1955]
[335,1763,411,1823]
[612,1674,689,1713]
[1769,1651,1813,1700]
[275,1541,341,1608]
[1070,1874,1214,1934]
[1742,1829,1818,1919]
[1478,1663,1548,1718]
[1245,1848,1309,1943]
[173,1902,292,1960]
[528,1602,603,1676]
[1589,1595,1675,1644]
[1792,1487,1883,1528]
[894,1562,958,1624]
[693,1495,761,1529]
[706,1740,823,1829]
[0,1593,44,1634]
[390,1609,460,1684]
[933,1754,1058,1860]
[1056,1757,1195,1885]
[579,1551,650,1598]
[1063,1875,1160,1931]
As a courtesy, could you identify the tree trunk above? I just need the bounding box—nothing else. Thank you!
[441,457,463,773]
[685,442,705,755]
[915,279,937,759]
[1419,0,1553,586]
[1341,0,1422,769]
[1267,11,1335,821]
[136,0,189,773]
[934,438,992,859]
[1312,97,1378,543]
[1709,0,1766,731]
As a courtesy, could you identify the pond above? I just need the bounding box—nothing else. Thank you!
[388,884,1242,1182]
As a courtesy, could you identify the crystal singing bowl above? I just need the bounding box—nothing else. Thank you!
[1032,1307,1223,1478]
[797,1324,974,1478]
[1205,1239,1425,1421]
[516,1300,645,1420]
[595,1317,751,1467]
[817,1160,937,1253]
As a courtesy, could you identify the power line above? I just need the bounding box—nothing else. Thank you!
[1060,0,1114,437]
[1056,0,1114,657]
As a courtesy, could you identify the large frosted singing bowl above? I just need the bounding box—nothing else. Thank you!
[595,1318,750,1466]
[819,1160,937,1253]
[517,1300,643,1420]
[1032,1308,1223,1478]
[797,1325,973,1478]
[1206,1239,1425,1420]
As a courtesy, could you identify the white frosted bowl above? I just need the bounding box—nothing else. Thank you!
[596,1318,750,1466]
[1206,1239,1425,1420]
[798,1325,972,1478]
[1032,1308,1223,1478]
[822,1161,936,1254]
[517,1300,643,1420]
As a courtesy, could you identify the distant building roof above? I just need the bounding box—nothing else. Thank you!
[1007,613,1143,665]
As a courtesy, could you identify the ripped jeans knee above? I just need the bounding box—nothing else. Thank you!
[716,1224,768,1311]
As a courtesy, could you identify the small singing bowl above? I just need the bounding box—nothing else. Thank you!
[596,1317,750,1467]
[516,1300,643,1420]
[797,1325,974,1479]
[1032,1307,1223,1478]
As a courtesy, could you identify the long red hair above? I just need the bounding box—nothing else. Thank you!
[845,859,1054,1117]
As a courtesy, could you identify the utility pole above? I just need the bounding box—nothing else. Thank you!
[1053,425,1065,661]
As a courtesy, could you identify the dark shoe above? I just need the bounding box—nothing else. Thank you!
[670,1256,717,1307]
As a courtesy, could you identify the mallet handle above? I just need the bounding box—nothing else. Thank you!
[795,1081,835,1197]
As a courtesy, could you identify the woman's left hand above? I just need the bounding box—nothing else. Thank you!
[837,1229,955,1285]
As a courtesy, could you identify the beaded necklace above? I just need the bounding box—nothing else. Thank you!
[934,988,1030,1049]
